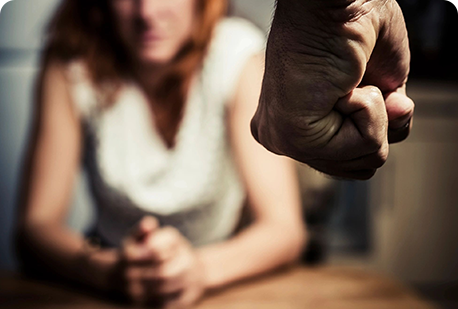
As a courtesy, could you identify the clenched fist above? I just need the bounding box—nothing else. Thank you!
[251,0,414,179]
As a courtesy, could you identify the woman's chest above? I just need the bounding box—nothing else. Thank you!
[83,82,235,212]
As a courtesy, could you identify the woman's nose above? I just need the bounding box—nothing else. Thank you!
[137,0,165,21]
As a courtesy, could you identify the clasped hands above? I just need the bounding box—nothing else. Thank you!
[251,0,414,179]
[118,216,205,308]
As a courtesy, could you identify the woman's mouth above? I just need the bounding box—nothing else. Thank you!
[140,32,166,45]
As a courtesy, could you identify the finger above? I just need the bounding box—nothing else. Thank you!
[384,87,414,143]
[122,234,153,264]
[336,86,388,140]
[121,217,159,263]
[385,86,414,127]
[133,216,159,241]
[308,143,388,180]
[163,289,201,309]
[308,161,378,180]
[122,245,152,264]
[144,250,190,295]
[124,265,151,282]
[126,279,146,305]
[362,0,410,94]
[388,117,412,144]
[123,266,181,305]
[325,86,388,161]
[146,226,183,263]
[146,276,185,296]
[121,216,159,251]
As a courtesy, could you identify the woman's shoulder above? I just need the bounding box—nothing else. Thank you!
[211,17,266,53]
[62,59,92,85]
[203,17,266,104]
[215,17,265,36]
[56,59,101,119]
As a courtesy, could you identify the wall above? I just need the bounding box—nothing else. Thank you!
[0,0,94,270]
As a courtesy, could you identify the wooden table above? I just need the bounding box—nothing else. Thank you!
[0,266,436,309]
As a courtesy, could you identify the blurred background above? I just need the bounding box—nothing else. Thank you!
[0,0,457,307]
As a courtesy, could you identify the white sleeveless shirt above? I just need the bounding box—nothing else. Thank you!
[66,18,266,247]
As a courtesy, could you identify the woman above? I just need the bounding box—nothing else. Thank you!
[16,0,306,307]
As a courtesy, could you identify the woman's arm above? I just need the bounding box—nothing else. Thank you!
[196,54,307,290]
[15,62,118,291]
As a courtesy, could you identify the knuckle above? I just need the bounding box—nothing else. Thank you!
[365,85,383,100]
[164,226,180,237]
[158,263,182,282]
[159,227,182,247]
[151,249,166,262]
[360,86,384,111]
[157,266,173,281]
[373,147,388,168]
[364,134,384,153]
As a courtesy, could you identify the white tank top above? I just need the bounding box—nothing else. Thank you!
[66,18,266,247]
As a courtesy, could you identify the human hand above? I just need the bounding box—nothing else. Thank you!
[121,216,206,308]
[251,0,414,179]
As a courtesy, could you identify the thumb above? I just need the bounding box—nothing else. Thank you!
[384,86,414,144]
[133,216,159,242]
[385,89,415,129]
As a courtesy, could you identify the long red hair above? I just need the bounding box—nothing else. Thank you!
[42,0,227,147]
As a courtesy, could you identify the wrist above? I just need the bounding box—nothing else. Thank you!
[195,247,225,291]
[78,244,120,292]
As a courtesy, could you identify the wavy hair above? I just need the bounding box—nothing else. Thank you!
[42,0,227,146]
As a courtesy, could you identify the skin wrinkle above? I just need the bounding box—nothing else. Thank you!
[290,40,353,75]
[268,4,376,130]
[279,0,379,24]
[252,0,411,174]
[279,20,368,101]
[305,112,344,148]
[277,109,344,151]
[362,2,409,92]
[282,46,361,114]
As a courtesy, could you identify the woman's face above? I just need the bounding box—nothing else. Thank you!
[111,0,197,65]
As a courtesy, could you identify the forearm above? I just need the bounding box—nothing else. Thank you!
[16,222,118,291]
[196,220,305,290]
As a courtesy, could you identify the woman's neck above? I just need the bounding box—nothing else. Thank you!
[132,61,166,94]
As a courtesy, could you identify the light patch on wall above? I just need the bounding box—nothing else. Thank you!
[0,0,12,13]
[445,0,458,11]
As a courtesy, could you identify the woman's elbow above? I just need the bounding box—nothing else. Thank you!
[280,223,308,265]
[14,225,34,269]
[14,219,49,270]
[292,226,308,263]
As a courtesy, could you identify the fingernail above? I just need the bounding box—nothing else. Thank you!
[389,117,411,130]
